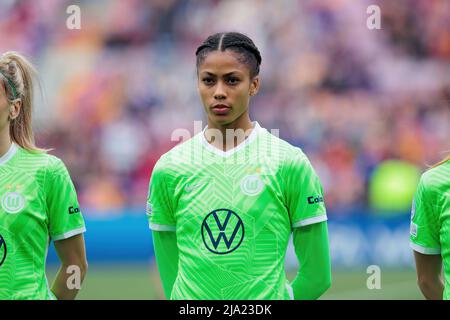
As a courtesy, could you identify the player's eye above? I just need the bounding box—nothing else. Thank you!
[226,77,240,85]
[202,78,215,85]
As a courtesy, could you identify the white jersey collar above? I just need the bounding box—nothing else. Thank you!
[0,143,17,166]
[200,121,263,158]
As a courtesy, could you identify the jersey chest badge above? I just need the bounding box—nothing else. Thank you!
[1,192,26,214]
[240,174,264,196]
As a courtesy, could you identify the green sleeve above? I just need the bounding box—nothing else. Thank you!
[147,159,176,231]
[290,221,331,300]
[410,175,440,254]
[284,149,327,228]
[152,230,179,299]
[46,157,85,241]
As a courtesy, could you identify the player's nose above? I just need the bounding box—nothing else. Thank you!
[213,81,227,100]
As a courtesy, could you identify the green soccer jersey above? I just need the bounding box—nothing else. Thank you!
[147,122,327,300]
[0,144,85,300]
[410,160,450,299]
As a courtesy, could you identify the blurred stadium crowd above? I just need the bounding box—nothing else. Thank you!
[0,0,448,215]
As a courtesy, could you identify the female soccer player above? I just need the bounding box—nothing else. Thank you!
[147,32,331,300]
[0,52,87,299]
[410,155,450,300]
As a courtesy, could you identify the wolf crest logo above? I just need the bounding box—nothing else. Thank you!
[1,192,25,214]
[240,174,264,196]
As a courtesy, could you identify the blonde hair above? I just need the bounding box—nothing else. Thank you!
[431,155,450,168]
[0,51,45,152]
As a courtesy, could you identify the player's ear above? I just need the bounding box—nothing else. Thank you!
[249,76,259,97]
[9,99,21,120]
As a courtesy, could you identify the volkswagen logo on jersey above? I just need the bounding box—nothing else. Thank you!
[201,209,244,255]
[0,235,6,267]
[240,174,264,196]
[1,192,25,214]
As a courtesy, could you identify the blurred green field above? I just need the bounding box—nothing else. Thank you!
[46,264,423,300]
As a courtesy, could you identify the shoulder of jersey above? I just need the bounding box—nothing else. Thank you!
[263,129,307,162]
[18,148,66,172]
[421,161,450,190]
[154,134,200,168]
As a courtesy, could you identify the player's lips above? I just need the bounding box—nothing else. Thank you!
[211,104,231,115]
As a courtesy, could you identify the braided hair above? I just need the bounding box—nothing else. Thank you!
[196,32,262,78]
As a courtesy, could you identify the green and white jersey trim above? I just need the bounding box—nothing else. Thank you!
[409,242,441,255]
[200,122,262,158]
[149,222,176,231]
[0,143,17,165]
[52,226,87,241]
[292,215,328,228]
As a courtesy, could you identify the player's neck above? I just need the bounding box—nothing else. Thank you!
[0,128,12,158]
[206,114,254,152]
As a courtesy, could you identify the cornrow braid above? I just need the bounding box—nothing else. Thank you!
[196,32,262,78]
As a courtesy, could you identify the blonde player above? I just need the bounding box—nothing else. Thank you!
[0,52,87,299]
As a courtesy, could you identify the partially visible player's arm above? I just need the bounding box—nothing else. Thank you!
[152,230,179,299]
[51,234,88,300]
[291,221,331,300]
[410,171,443,300]
[413,251,443,300]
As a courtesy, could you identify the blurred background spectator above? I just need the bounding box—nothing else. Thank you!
[1,0,448,216]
